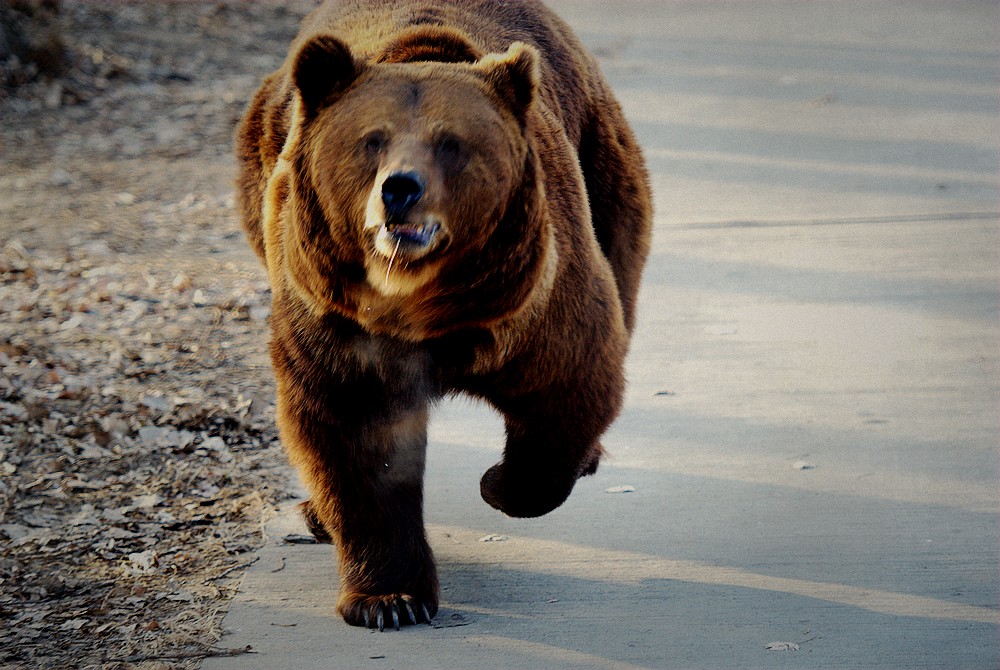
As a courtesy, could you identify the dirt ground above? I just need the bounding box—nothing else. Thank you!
[1,2,320,667]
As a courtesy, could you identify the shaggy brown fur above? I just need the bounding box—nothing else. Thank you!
[235,0,651,630]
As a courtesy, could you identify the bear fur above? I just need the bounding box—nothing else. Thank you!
[235,0,651,630]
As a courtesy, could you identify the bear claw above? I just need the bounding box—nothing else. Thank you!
[342,593,436,631]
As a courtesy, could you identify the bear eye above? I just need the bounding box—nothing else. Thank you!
[436,135,464,163]
[362,131,387,154]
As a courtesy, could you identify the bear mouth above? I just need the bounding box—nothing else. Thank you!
[385,220,440,248]
[373,214,446,261]
[367,217,447,295]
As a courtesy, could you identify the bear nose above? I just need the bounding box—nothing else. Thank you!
[381,171,424,221]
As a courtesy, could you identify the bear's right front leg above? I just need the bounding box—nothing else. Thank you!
[274,370,438,630]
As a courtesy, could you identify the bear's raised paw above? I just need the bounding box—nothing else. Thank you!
[480,443,603,518]
[480,461,575,518]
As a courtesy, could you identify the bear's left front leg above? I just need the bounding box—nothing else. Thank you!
[276,378,439,630]
[479,375,623,518]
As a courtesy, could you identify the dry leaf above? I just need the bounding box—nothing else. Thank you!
[132,494,163,509]
[59,618,89,631]
[127,550,158,574]
[0,4,294,667]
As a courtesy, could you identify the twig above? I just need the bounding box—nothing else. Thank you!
[385,237,400,284]
[204,556,259,583]
[114,645,257,663]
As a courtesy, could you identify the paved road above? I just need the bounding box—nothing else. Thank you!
[206,2,999,668]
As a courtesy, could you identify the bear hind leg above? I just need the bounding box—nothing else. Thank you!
[577,103,653,334]
[299,499,333,543]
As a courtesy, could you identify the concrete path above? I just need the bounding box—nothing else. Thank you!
[205,2,999,668]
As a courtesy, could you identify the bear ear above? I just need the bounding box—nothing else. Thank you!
[293,34,360,112]
[476,42,539,121]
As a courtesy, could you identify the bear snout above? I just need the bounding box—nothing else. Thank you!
[365,172,447,259]
[381,171,425,222]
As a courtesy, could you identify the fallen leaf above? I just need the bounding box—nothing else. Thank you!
[139,394,174,414]
[60,618,89,631]
[0,524,31,540]
[68,505,100,526]
[64,478,103,491]
[200,435,226,450]
[128,550,158,574]
[132,494,163,509]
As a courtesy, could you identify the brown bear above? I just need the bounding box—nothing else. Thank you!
[235,0,651,630]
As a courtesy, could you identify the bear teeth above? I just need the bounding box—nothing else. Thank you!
[389,221,439,247]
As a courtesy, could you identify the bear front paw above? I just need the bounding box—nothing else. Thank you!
[480,462,574,518]
[480,444,601,518]
[338,592,437,631]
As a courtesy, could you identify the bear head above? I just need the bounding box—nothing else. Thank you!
[276,32,550,339]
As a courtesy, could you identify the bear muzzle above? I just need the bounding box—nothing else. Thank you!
[366,172,448,260]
